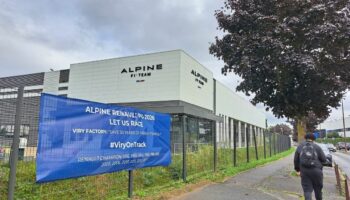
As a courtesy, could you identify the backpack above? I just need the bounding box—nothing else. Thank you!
[300,142,317,168]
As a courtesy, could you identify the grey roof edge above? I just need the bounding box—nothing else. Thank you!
[115,100,223,122]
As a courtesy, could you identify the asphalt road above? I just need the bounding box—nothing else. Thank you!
[333,151,350,177]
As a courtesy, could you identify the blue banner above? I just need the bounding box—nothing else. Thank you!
[36,94,171,183]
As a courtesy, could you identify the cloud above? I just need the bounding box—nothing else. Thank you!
[1,0,346,126]
[326,93,350,122]
[75,0,223,60]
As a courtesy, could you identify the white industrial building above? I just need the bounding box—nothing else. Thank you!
[0,50,266,155]
[319,117,350,138]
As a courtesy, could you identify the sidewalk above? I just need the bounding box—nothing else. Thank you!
[172,154,343,200]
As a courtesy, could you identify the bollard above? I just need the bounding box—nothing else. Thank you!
[346,178,349,200]
[334,164,342,195]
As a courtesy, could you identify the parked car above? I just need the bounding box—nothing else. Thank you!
[336,142,347,150]
[317,143,332,167]
[347,143,350,151]
[326,143,336,152]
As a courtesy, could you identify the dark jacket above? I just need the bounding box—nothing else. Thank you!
[294,141,327,172]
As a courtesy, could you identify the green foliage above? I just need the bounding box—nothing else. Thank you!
[168,165,182,180]
[210,0,350,121]
[318,137,350,145]
[269,124,292,135]
[326,132,341,138]
[0,145,292,200]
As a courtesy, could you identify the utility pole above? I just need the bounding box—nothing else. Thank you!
[342,100,347,152]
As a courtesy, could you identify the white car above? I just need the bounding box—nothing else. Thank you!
[326,143,336,152]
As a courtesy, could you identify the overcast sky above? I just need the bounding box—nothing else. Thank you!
[0,0,349,126]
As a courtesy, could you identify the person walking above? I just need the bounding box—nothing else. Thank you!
[294,133,327,200]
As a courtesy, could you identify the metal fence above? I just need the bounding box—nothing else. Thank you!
[0,86,292,200]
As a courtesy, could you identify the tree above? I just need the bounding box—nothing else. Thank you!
[210,0,350,142]
[289,111,327,140]
[269,123,292,135]
[304,111,327,133]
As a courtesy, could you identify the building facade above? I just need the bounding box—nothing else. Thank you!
[0,50,266,157]
[318,117,350,138]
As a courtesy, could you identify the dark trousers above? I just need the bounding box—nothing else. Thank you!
[301,168,323,200]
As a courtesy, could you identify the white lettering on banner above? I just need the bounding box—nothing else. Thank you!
[109,119,143,127]
[72,129,161,136]
[85,129,107,134]
[85,106,111,115]
[77,152,161,164]
[84,106,156,122]
[110,142,147,149]
[72,128,85,133]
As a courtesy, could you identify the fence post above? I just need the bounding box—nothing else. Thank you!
[280,136,282,152]
[246,125,249,163]
[128,170,133,198]
[213,120,217,172]
[233,121,237,167]
[277,135,280,153]
[334,163,342,195]
[345,175,350,200]
[269,132,272,157]
[8,86,24,200]
[279,135,281,153]
[274,133,276,155]
[253,127,258,160]
[263,129,266,159]
[182,115,187,182]
[281,135,283,152]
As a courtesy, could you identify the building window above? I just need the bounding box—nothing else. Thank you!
[0,124,30,137]
[59,69,70,83]
[58,87,68,91]
[170,114,213,154]
[171,115,182,154]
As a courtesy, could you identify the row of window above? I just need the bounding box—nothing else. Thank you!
[328,128,350,132]
[0,124,30,137]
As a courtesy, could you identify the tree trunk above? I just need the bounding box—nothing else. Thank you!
[296,118,306,143]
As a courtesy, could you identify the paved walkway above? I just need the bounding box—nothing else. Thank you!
[172,154,342,200]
